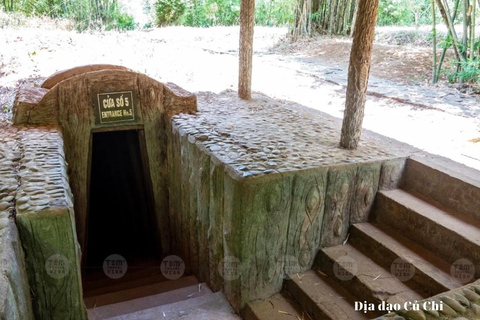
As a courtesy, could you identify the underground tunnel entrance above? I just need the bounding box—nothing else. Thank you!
[84,129,160,283]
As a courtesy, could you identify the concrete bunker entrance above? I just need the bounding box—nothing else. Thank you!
[11,65,197,317]
[85,128,159,272]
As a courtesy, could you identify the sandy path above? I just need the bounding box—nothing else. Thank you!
[0,26,479,170]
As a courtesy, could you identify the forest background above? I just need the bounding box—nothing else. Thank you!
[1,0,479,86]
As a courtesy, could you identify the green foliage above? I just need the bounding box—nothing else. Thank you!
[182,0,294,27]
[445,38,480,87]
[154,0,186,26]
[20,0,66,18]
[255,0,295,26]
[115,12,135,30]
[377,0,431,26]
[181,0,240,27]
[2,0,135,31]
[447,58,480,84]
[3,105,11,114]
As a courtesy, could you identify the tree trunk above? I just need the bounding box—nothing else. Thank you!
[463,0,470,54]
[292,0,312,40]
[238,0,255,100]
[328,0,340,34]
[471,0,476,61]
[350,1,359,37]
[340,0,379,149]
[436,0,460,81]
[432,0,437,83]
[435,0,464,61]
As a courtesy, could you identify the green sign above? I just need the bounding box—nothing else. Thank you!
[95,91,136,124]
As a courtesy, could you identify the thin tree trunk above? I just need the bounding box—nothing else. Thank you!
[307,0,312,36]
[329,0,340,35]
[471,0,476,61]
[337,0,347,34]
[323,0,330,30]
[350,2,358,37]
[432,0,437,83]
[436,0,460,81]
[238,0,255,100]
[340,0,379,149]
[463,0,470,55]
[342,0,352,35]
[435,0,464,61]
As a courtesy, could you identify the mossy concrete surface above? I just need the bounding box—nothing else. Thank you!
[167,91,415,312]
[14,127,86,320]
[0,124,33,320]
[0,221,34,320]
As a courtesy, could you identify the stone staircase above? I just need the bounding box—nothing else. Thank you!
[85,275,240,320]
[245,157,480,319]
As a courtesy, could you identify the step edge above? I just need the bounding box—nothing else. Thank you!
[83,272,175,298]
[244,293,306,320]
[319,244,428,304]
[407,156,480,189]
[377,189,480,247]
[351,223,462,291]
[86,282,210,317]
[103,290,233,320]
[286,269,372,319]
[85,275,199,306]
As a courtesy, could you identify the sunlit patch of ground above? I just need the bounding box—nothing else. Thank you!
[0,22,478,170]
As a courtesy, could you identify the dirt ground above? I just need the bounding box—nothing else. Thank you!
[274,36,436,85]
[0,23,479,170]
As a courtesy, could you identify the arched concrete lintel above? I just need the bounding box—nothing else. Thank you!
[41,64,132,89]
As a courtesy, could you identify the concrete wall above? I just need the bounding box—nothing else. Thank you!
[0,126,33,320]
[14,126,86,320]
[0,221,34,320]
[167,118,406,312]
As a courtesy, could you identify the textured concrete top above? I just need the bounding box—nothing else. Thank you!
[171,91,404,178]
[0,123,71,221]
[15,127,72,215]
[0,123,19,230]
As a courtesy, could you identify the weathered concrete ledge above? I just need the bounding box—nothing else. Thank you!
[15,126,86,320]
[167,90,415,312]
[0,125,34,320]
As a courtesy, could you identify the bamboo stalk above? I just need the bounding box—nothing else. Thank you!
[464,0,470,55]
[436,0,460,82]
[471,0,476,61]
[435,0,465,62]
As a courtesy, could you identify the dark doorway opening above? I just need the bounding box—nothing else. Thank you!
[85,129,159,273]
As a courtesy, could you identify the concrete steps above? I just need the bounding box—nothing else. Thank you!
[85,275,199,309]
[243,293,309,320]
[87,279,239,320]
[373,189,480,276]
[402,157,480,222]
[317,244,428,306]
[284,270,371,320]
[350,222,462,295]
[247,157,480,319]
